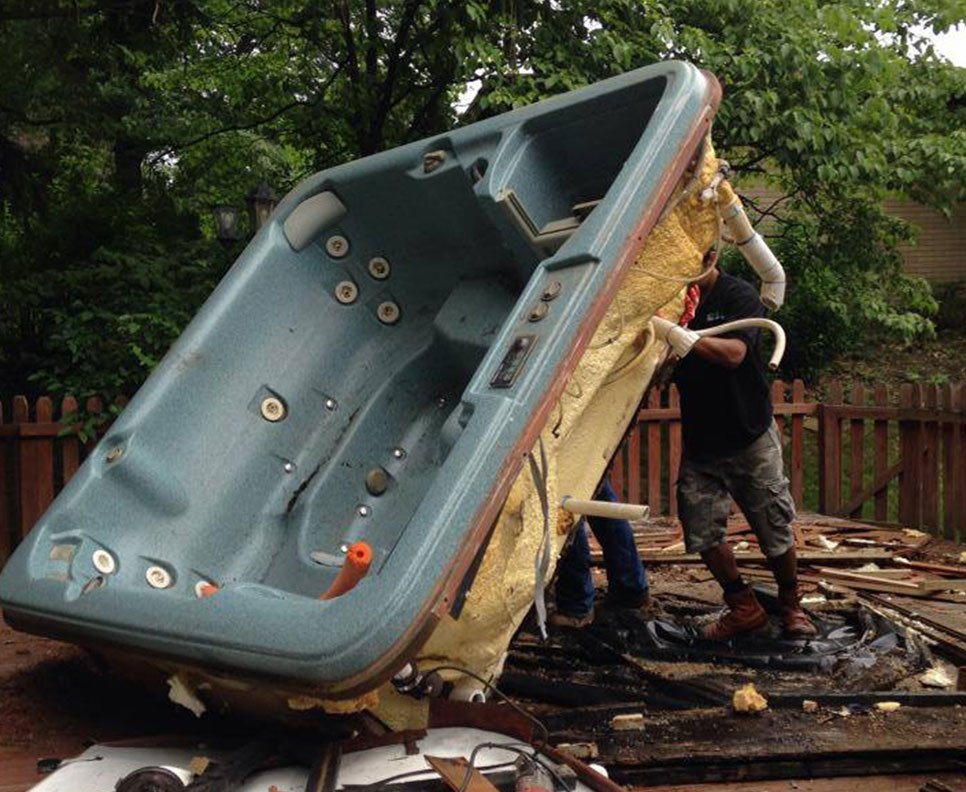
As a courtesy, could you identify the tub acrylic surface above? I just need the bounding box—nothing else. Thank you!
[0,61,719,700]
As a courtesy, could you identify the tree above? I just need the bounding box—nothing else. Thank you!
[451,0,965,376]
[1,0,963,402]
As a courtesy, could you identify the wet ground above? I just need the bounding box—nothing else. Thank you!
[1,519,965,790]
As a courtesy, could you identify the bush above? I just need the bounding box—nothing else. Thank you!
[721,198,937,382]
[934,282,966,332]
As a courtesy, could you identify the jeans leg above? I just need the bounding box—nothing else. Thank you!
[555,521,596,617]
[589,480,649,600]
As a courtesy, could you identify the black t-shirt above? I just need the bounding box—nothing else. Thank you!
[672,272,773,459]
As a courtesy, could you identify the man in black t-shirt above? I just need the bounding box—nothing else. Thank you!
[653,252,816,640]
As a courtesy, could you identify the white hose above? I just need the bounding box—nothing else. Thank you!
[694,317,786,370]
[560,497,649,521]
[720,195,786,310]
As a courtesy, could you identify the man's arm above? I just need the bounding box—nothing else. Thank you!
[652,280,763,367]
[691,278,765,369]
[692,336,747,369]
[651,318,748,367]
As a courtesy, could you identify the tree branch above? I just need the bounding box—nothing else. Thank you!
[731,147,777,173]
[338,0,368,154]
[738,189,800,226]
[145,63,346,166]
[0,101,64,127]
[375,0,423,122]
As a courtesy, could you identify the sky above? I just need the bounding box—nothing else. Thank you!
[454,19,965,111]
[923,23,966,66]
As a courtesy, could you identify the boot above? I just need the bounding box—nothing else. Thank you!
[701,588,768,641]
[548,608,594,629]
[604,589,664,620]
[778,586,818,637]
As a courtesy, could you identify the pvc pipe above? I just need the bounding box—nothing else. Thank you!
[721,195,786,310]
[693,318,786,370]
[561,497,649,521]
[449,684,487,703]
[741,234,785,310]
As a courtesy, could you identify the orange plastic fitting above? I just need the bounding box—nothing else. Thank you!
[320,541,373,600]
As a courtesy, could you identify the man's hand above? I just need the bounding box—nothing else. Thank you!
[651,317,701,358]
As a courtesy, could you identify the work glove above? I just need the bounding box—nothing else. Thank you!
[651,316,701,358]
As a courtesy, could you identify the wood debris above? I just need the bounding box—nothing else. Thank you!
[589,511,966,668]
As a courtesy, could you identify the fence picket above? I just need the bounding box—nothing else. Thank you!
[0,402,10,564]
[11,397,28,546]
[958,383,966,542]
[3,379,965,568]
[83,396,105,456]
[819,381,843,515]
[790,380,805,508]
[849,384,865,519]
[646,389,661,514]
[61,396,80,484]
[627,412,641,506]
[668,385,681,517]
[922,384,940,534]
[942,384,963,541]
[873,384,889,522]
[961,383,966,542]
[899,384,922,527]
[773,380,786,438]
[15,397,55,543]
[611,443,626,501]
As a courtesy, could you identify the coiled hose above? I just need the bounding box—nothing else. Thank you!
[692,317,786,370]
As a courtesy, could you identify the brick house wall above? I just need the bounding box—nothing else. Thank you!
[740,186,965,284]
[885,199,966,284]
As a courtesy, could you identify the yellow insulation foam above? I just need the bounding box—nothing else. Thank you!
[369,143,725,728]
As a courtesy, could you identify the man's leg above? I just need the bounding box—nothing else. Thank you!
[728,424,816,637]
[678,455,767,640]
[550,521,596,628]
[588,480,650,609]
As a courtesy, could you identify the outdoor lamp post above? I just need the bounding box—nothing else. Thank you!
[211,204,241,248]
[246,182,277,233]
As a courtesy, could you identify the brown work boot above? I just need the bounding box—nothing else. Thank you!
[778,587,818,637]
[604,589,663,620]
[701,588,768,641]
[548,609,594,629]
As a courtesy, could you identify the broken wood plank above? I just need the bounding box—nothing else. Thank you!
[837,461,903,519]
[642,774,966,792]
[815,568,927,595]
[861,595,966,666]
[768,690,966,708]
[921,578,966,592]
[603,706,966,787]
[817,568,966,594]
[896,559,966,577]
[425,756,501,792]
[638,549,894,565]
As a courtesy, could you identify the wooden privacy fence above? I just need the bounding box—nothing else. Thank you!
[0,395,111,565]
[818,381,965,538]
[609,379,965,542]
[1,380,964,566]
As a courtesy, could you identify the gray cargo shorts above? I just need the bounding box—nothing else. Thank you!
[676,423,795,558]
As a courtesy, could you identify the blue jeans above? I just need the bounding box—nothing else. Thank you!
[555,480,649,617]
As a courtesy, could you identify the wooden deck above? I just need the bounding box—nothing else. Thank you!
[2,514,965,791]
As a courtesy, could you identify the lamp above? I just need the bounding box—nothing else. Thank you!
[211,204,241,248]
[246,182,277,233]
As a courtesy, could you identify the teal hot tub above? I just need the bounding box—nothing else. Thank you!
[0,61,719,699]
